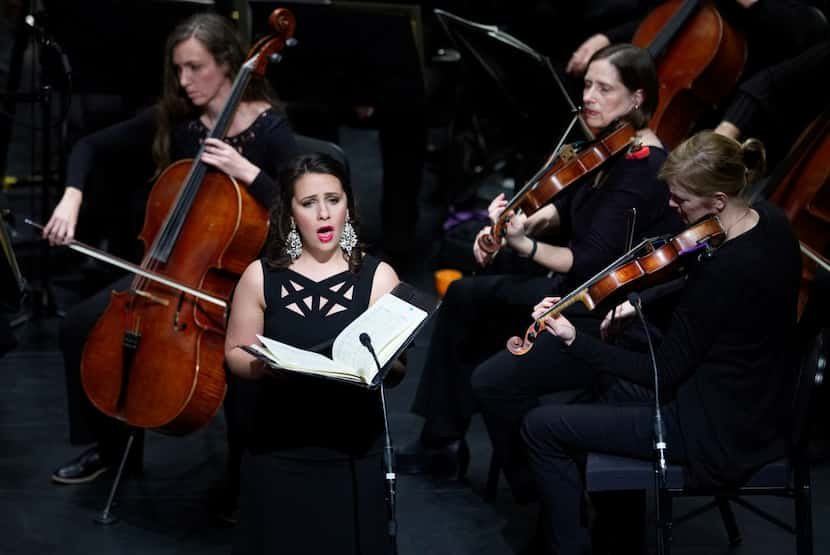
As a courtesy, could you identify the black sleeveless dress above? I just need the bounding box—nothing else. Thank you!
[233,256,392,555]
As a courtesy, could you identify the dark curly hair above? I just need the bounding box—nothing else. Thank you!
[264,153,363,271]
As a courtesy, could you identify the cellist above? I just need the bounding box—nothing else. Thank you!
[566,0,826,78]
[44,12,297,507]
[566,0,827,158]
[397,44,682,476]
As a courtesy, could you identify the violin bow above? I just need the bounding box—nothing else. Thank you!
[801,242,830,274]
[608,207,638,334]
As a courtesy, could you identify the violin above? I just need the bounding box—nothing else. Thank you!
[478,121,636,256]
[506,216,725,356]
[77,10,297,435]
[633,0,746,149]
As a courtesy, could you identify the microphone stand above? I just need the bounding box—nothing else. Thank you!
[628,293,667,555]
[360,333,399,555]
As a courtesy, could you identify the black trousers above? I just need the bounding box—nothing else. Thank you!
[60,274,141,463]
[471,323,600,498]
[521,382,688,555]
[410,272,553,444]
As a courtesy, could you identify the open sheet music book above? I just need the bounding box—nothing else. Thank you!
[239,283,438,389]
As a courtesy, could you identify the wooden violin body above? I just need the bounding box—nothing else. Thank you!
[79,9,296,435]
[507,216,725,355]
[479,123,636,255]
[634,0,746,149]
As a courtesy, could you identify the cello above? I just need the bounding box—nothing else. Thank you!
[633,0,746,149]
[78,9,297,435]
[764,107,830,313]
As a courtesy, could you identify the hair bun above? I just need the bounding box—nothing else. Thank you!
[739,138,766,184]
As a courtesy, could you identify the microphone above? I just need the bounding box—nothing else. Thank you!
[359,333,383,379]
[358,332,399,551]
[627,292,668,480]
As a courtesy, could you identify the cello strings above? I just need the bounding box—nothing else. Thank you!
[135,63,255,297]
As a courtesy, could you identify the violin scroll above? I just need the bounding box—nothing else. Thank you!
[477,224,503,255]
[506,320,545,356]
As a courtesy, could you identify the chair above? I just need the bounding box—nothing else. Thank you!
[294,134,350,177]
[584,325,828,554]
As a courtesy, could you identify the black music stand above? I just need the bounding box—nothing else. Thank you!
[433,9,591,192]
[0,0,74,317]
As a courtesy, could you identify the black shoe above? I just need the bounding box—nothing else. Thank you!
[397,438,470,480]
[51,446,111,485]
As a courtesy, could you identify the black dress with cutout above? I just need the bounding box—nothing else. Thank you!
[234,255,392,555]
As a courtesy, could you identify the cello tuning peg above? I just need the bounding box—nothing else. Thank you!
[269,52,283,64]
[286,38,298,48]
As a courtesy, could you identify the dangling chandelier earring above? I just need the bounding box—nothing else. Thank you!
[285,218,303,261]
[340,217,358,256]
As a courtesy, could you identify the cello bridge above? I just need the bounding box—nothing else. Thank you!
[131,288,170,306]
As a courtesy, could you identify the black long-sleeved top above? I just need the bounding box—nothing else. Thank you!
[551,146,682,294]
[65,107,297,207]
[563,201,801,487]
[724,39,830,140]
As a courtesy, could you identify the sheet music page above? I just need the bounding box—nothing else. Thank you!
[332,293,428,379]
[256,335,354,375]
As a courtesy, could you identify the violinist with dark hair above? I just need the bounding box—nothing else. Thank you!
[398,43,682,476]
[517,130,800,554]
[45,12,297,490]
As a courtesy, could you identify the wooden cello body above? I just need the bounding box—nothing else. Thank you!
[633,0,746,148]
[767,109,830,311]
[81,164,268,433]
[79,9,296,435]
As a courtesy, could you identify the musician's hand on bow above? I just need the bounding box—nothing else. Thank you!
[201,138,260,185]
[43,186,82,245]
[600,300,636,340]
